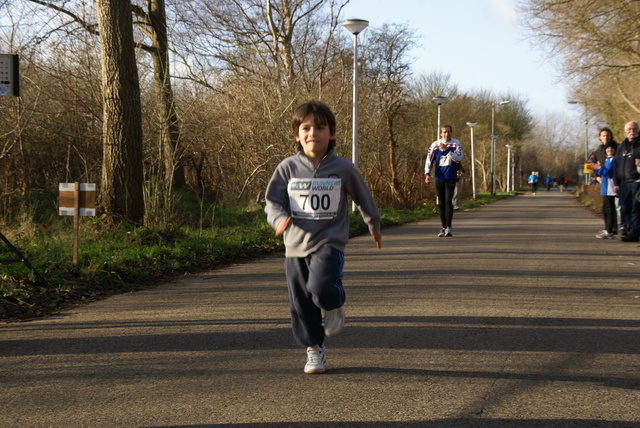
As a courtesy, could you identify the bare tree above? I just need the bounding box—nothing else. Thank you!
[132,0,185,186]
[521,0,640,114]
[94,0,145,223]
[360,23,417,206]
[522,112,577,183]
[25,0,187,189]
[170,0,350,200]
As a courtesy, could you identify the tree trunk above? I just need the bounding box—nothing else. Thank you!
[147,0,185,186]
[386,114,403,205]
[94,0,145,223]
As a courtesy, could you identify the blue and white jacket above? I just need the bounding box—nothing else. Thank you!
[596,156,616,196]
[424,138,463,180]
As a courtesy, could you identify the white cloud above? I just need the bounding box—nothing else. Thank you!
[488,0,517,25]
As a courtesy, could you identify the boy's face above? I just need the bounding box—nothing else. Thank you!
[296,115,335,160]
[605,146,615,157]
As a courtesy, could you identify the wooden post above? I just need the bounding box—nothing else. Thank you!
[59,182,96,266]
[73,182,80,266]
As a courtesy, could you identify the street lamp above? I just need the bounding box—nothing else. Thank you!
[568,100,589,185]
[433,95,448,140]
[505,144,513,193]
[491,134,499,192]
[343,18,369,211]
[491,100,510,194]
[466,121,478,200]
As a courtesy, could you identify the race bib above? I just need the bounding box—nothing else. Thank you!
[439,154,451,167]
[288,178,342,220]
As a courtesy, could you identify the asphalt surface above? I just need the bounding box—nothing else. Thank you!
[1,190,639,428]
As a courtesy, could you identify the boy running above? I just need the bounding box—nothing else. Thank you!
[265,100,382,374]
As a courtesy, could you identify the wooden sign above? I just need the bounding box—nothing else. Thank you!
[58,183,97,266]
[59,183,96,216]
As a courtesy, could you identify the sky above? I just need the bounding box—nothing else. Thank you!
[341,0,575,120]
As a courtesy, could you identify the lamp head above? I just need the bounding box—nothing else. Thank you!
[505,144,513,149]
[342,19,369,35]
[433,95,448,106]
[466,121,477,128]
[500,100,511,105]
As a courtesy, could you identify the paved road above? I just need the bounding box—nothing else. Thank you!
[1,191,639,427]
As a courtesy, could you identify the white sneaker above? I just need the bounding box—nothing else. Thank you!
[444,227,452,237]
[304,344,326,374]
[437,228,446,237]
[595,230,613,239]
[323,306,345,336]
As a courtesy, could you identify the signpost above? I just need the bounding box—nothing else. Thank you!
[0,54,19,97]
[0,54,49,285]
[59,183,96,266]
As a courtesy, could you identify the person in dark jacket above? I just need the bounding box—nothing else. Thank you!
[613,121,640,241]
[590,127,618,183]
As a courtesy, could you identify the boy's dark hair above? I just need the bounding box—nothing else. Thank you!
[292,100,337,151]
[605,141,617,151]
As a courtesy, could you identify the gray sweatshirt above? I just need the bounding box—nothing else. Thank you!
[265,150,381,258]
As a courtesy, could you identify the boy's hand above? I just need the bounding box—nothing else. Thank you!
[370,230,382,249]
[275,217,292,237]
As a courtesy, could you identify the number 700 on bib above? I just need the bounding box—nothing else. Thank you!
[288,178,342,220]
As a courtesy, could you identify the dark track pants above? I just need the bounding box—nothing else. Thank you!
[436,179,456,228]
[619,181,640,237]
[602,195,618,234]
[284,245,345,347]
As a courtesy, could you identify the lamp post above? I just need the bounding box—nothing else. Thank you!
[518,152,522,189]
[491,134,499,192]
[568,100,589,185]
[343,18,369,211]
[491,100,510,194]
[466,121,477,200]
[433,95,448,140]
[505,144,513,193]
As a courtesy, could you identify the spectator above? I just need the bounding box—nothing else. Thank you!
[595,142,618,239]
[590,127,618,182]
[614,121,640,242]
